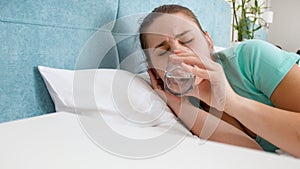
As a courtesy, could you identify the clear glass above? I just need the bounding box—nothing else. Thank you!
[164,57,194,97]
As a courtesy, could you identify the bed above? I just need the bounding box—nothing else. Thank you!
[1,111,300,169]
[1,0,300,168]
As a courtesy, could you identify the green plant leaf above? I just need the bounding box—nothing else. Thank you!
[253,25,262,31]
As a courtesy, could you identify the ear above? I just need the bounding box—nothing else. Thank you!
[204,32,214,54]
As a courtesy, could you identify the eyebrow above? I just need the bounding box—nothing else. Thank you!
[175,30,191,38]
[153,30,192,51]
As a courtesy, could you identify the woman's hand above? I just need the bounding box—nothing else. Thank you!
[170,51,237,111]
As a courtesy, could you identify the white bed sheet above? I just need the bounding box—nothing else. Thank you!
[0,112,300,169]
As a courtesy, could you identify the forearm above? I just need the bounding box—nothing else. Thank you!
[173,101,262,150]
[225,94,300,157]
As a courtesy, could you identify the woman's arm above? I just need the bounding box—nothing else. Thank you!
[271,65,300,112]
[172,99,262,150]
[226,93,300,157]
[147,68,262,150]
[225,64,300,157]
[175,52,300,157]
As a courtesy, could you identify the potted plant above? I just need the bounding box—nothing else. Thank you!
[228,0,267,41]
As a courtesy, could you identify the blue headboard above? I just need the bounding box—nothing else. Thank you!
[0,0,231,122]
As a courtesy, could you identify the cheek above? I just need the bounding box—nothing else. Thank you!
[190,39,211,57]
[148,54,169,80]
[148,54,168,72]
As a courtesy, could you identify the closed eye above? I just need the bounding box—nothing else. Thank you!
[181,38,193,44]
[159,49,169,56]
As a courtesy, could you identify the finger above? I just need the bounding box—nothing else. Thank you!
[181,62,210,80]
[172,52,194,57]
[173,49,194,55]
[171,55,206,69]
[180,55,218,71]
[191,65,211,80]
[172,54,218,71]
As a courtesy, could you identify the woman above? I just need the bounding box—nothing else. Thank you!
[139,4,300,157]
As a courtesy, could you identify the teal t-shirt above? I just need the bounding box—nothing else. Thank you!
[214,39,300,152]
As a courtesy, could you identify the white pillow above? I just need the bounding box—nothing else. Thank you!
[38,66,192,157]
[38,66,176,128]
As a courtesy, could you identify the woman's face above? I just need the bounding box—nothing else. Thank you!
[144,12,214,81]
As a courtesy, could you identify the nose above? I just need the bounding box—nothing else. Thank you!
[169,40,180,53]
[169,39,187,54]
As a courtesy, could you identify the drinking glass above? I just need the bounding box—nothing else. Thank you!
[164,57,194,96]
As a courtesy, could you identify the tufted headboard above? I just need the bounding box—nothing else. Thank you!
[0,0,231,122]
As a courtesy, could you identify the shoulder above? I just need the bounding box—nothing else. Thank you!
[238,39,271,48]
[235,39,299,68]
[235,40,300,97]
[236,39,278,58]
[214,39,299,72]
[214,40,277,61]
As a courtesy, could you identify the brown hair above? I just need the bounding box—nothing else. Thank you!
[139,4,205,51]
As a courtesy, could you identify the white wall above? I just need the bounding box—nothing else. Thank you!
[268,0,300,52]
